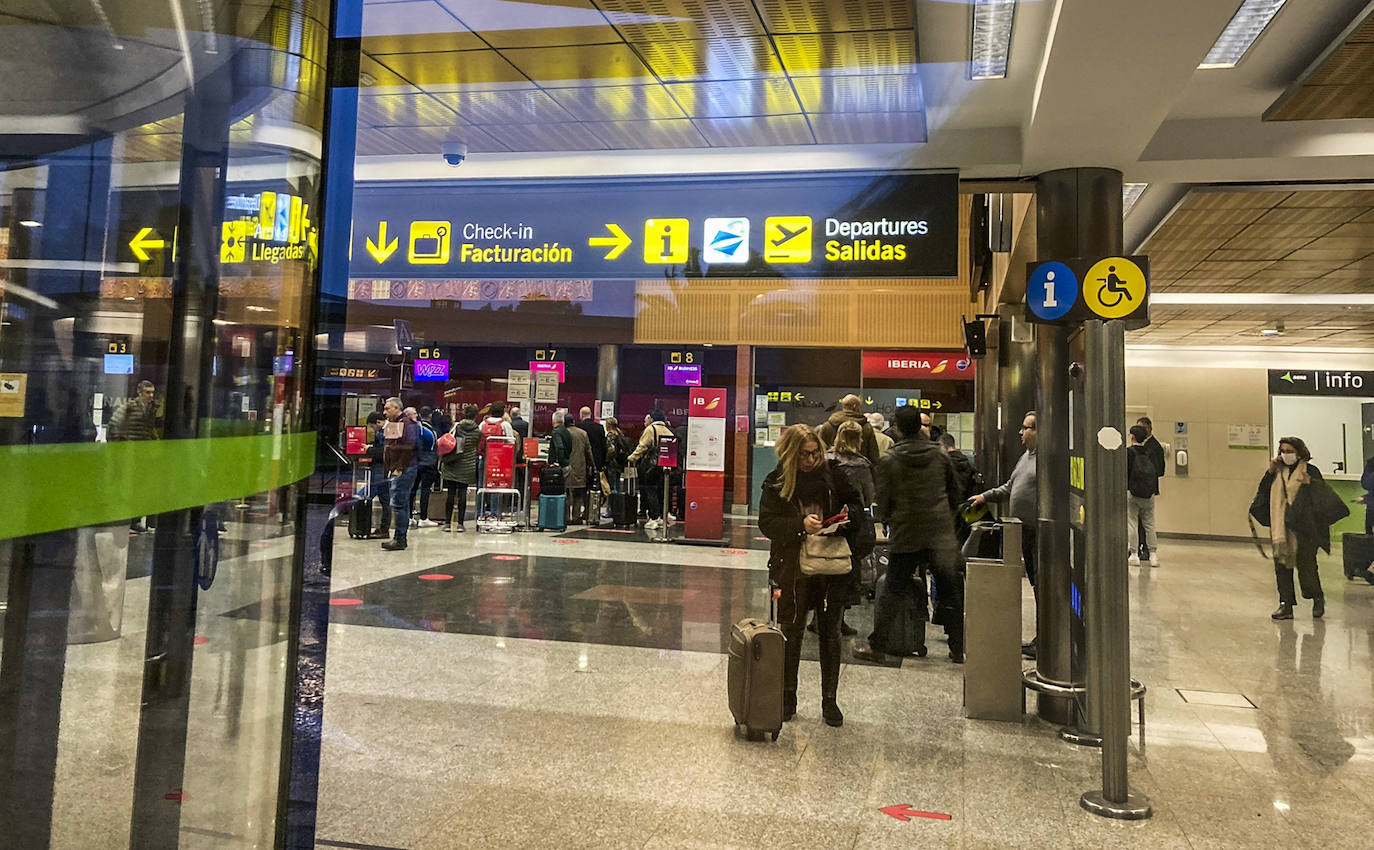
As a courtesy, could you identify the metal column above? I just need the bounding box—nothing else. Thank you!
[1032,168,1122,727]
[596,344,620,408]
[1080,319,1151,819]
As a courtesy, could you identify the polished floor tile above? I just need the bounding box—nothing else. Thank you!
[313,531,1374,850]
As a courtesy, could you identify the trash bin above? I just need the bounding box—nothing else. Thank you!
[964,519,1023,722]
[67,522,130,644]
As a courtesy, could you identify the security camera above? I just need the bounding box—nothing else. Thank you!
[442,141,468,166]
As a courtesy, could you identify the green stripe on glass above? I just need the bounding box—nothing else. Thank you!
[1,432,318,540]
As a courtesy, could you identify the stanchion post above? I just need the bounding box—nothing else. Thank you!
[1080,318,1151,820]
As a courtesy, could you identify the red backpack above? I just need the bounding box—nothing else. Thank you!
[479,417,505,453]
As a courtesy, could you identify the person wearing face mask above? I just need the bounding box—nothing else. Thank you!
[1249,437,1350,620]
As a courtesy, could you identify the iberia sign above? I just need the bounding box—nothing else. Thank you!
[862,350,976,381]
[349,170,957,280]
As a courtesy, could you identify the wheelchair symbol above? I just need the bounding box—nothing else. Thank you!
[1097,265,1134,309]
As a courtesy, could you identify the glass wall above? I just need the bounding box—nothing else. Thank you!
[0,2,330,846]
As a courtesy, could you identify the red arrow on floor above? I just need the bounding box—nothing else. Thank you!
[881,804,951,822]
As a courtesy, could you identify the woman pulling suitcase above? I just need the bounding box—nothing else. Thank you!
[759,425,865,728]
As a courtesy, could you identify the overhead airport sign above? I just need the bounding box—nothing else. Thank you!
[1268,369,1374,397]
[349,171,958,280]
[1025,256,1150,325]
[862,350,976,381]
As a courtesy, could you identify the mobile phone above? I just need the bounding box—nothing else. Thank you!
[822,507,849,526]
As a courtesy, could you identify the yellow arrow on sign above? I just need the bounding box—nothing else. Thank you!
[865,396,874,405]
[589,223,632,260]
[934,400,943,410]
[366,221,398,263]
[795,393,806,400]
[129,227,165,262]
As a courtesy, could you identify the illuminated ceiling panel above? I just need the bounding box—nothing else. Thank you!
[756,0,913,34]
[634,37,785,82]
[546,85,688,121]
[353,0,925,154]
[665,79,801,117]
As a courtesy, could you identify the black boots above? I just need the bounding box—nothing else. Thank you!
[1312,596,1325,619]
[821,697,843,727]
[1271,603,1293,620]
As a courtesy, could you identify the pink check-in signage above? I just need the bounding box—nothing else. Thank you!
[529,361,565,381]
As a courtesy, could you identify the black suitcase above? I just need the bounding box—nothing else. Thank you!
[347,498,372,539]
[540,465,566,497]
[1342,532,1374,579]
[347,464,374,539]
[871,574,927,658]
[610,492,636,528]
[728,598,784,741]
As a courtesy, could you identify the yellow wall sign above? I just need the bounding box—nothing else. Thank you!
[1083,257,1147,319]
[763,216,813,263]
[0,373,26,418]
[643,218,689,264]
[409,221,451,264]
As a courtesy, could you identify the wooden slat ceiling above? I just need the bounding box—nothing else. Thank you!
[1140,187,1374,293]
[1266,5,1374,121]
[1132,185,1374,346]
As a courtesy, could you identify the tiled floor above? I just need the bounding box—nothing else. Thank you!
[314,524,1374,850]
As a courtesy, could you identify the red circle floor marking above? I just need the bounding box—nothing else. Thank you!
[754,537,768,542]
[492,554,523,561]
[555,539,579,544]
[418,573,454,581]
[193,635,210,646]
[330,598,364,606]
[721,549,748,555]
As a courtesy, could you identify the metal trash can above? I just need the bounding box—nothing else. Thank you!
[964,519,1023,721]
[67,522,131,644]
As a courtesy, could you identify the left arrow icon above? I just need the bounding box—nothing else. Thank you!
[589,223,632,260]
[130,227,165,262]
[366,221,398,263]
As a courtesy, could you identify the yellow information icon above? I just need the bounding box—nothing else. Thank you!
[763,215,812,263]
[1083,257,1146,319]
[643,218,689,264]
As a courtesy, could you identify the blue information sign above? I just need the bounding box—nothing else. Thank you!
[1027,261,1078,321]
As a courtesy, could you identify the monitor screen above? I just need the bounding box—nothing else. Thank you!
[104,353,134,375]
[664,364,702,386]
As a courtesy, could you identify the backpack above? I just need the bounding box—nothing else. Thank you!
[1128,449,1155,499]
[478,417,505,453]
[416,423,438,466]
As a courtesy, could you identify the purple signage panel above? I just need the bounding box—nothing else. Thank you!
[664,364,702,386]
[414,359,450,382]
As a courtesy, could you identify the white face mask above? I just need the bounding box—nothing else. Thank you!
[1280,452,1299,466]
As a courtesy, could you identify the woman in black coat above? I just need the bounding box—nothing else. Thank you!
[759,424,865,728]
[1250,436,1348,620]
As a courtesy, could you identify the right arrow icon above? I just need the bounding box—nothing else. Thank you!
[589,222,632,260]
[366,221,398,263]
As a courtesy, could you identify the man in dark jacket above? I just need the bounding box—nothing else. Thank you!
[547,413,572,467]
[578,406,606,471]
[364,410,392,538]
[381,397,418,551]
[817,394,881,465]
[111,380,160,531]
[854,406,963,663]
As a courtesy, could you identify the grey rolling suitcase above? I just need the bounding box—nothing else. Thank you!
[728,597,784,741]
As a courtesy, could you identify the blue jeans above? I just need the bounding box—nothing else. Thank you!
[389,466,417,543]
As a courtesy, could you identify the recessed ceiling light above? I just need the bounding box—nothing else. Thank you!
[19,220,41,228]
[246,304,270,312]
[122,296,136,301]
[1123,183,1148,215]
[1198,0,1288,69]
[970,0,1017,80]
